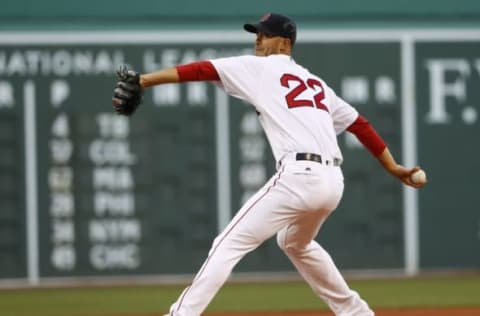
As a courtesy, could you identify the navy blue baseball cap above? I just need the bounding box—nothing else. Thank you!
[244,13,297,45]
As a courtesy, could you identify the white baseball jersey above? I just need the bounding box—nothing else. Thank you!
[210,54,358,164]
[168,53,374,316]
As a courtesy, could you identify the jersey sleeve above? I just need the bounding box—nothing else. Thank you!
[176,61,220,81]
[347,115,386,156]
[209,56,264,104]
[328,87,359,135]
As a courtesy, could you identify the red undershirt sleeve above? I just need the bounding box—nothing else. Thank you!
[346,115,386,157]
[176,61,220,82]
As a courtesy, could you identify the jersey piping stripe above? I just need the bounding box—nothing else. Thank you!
[175,165,286,314]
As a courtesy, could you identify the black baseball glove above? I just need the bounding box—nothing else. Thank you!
[112,64,143,116]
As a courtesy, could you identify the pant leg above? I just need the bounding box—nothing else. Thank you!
[169,166,300,316]
[277,212,374,316]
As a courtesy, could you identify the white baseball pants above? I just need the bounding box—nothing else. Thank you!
[168,160,374,316]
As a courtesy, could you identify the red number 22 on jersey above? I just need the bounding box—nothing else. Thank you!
[280,74,329,112]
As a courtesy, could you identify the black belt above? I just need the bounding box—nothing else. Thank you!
[295,153,341,166]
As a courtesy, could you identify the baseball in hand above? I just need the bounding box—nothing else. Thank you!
[410,169,427,184]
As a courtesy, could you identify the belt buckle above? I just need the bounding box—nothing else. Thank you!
[305,153,321,164]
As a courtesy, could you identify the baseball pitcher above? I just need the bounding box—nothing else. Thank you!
[112,13,427,316]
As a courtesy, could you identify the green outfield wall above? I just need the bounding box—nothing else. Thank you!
[0,30,479,284]
[2,0,480,30]
[0,2,479,284]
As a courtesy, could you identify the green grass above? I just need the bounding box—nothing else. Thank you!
[357,277,480,308]
[1,275,480,316]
